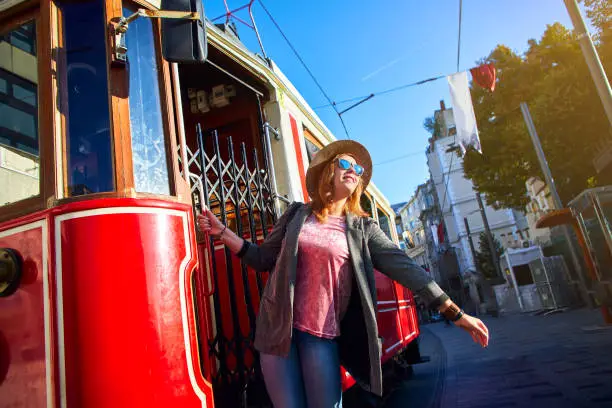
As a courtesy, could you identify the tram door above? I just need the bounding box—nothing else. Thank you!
[176,54,278,406]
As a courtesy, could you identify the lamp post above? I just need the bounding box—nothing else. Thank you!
[520,102,592,307]
[563,0,612,128]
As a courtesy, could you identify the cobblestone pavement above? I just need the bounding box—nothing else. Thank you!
[424,308,612,408]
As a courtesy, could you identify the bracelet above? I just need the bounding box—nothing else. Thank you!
[213,225,227,240]
[441,303,463,322]
[452,310,464,322]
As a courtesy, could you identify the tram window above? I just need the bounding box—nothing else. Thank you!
[377,208,393,240]
[59,0,114,196]
[0,21,40,206]
[304,138,320,163]
[360,194,373,217]
[124,4,171,196]
[303,127,322,163]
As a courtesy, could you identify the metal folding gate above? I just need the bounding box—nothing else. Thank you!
[181,124,279,407]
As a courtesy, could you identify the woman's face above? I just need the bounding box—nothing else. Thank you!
[331,154,361,200]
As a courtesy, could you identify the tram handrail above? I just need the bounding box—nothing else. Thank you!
[263,122,282,217]
[190,175,215,297]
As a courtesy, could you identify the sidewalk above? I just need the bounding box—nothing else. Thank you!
[427,308,612,408]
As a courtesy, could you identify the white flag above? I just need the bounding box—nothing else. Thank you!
[431,224,439,247]
[447,72,482,154]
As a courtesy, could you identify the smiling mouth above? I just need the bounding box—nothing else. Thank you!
[344,176,357,183]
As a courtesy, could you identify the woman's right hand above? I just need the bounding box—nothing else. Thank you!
[197,208,226,236]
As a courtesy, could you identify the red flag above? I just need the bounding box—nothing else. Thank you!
[470,63,496,91]
[437,223,445,244]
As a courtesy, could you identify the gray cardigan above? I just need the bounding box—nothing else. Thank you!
[238,202,448,396]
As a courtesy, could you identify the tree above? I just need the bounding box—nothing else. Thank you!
[580,0,611,37]
[423,115,442,139]
[457,4,612,210]
[475,232,504,279]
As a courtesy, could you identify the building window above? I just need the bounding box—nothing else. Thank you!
[60,0,114,196]
[425,193,434,208]
[1,21,36,56]
[0,20,40,206]
[395,223,403,236]
[0,69,38,155]
[125,3,171,195]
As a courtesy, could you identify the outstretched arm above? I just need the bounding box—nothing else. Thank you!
[366,219,489,347]
[439,298,489,347]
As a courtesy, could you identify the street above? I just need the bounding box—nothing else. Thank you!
[384,308,612,408]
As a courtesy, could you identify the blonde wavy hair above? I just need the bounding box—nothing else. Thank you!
[311,154,368,222]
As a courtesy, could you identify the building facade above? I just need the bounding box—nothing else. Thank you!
[395,182,435,271]
[393,180,449,286]
[426,101,530,276]
[523,177,554,246]
[391,201,408,251]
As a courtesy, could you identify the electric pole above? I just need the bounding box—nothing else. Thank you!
[476,192,502,279]
[563,0,612,128]
[464,217,479,270]
[520,102,592,307]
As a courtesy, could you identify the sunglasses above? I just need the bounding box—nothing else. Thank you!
[336,158,365,177]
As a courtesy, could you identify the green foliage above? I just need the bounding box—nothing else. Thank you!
[461,4,611,210]
[475,232,504,279]
[580,0,611,37]
[423,115,442,138]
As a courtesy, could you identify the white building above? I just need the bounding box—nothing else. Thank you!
[395,182,434,269]
[524,177,554,246]
[426,101,530,276]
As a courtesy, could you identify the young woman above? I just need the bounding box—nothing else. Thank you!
[197,140,489,408]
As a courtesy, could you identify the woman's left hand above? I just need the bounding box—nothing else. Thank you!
[454,314,489,348]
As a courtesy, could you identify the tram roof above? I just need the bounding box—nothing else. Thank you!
[206,20,395,215]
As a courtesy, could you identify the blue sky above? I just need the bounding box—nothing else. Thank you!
[205,1,586,205]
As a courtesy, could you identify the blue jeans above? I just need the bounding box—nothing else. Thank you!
[260,329,342,408]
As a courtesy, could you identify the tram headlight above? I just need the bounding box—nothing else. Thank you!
[0,249,22,297]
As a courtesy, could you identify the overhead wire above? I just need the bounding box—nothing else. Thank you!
[374,151,424,166]
[313,30,589,113]
[313,75,445,110]
[257,0,466,171]
[439,0,463,214]
[257,0,352,139]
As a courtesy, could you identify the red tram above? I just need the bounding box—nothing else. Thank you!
[0,1,424,406]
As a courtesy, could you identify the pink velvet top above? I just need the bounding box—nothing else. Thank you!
[293,214,353,339]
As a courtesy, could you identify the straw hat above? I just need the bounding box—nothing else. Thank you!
[305,140,372,198]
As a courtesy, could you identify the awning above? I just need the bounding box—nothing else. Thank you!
[535,208,574,229]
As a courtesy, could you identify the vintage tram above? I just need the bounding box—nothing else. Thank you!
[0,0,424,406]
